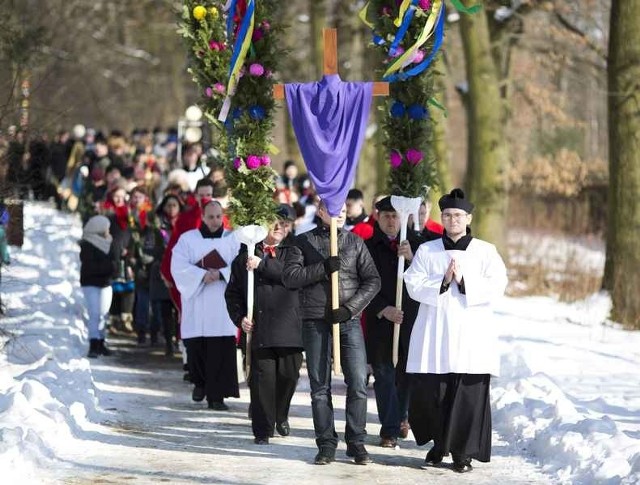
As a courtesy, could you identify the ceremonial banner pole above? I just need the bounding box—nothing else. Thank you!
[235,225,268,379]
[390,196,422,366]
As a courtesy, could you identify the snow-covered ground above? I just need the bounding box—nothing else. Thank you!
[1,203,639,484]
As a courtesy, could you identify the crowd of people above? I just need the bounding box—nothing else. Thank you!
[3,123,508,473]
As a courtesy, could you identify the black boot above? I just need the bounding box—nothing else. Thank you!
[87,339,100,358]
[99,339,113,356]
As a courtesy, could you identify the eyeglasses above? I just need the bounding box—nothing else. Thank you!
[442,213,468,220]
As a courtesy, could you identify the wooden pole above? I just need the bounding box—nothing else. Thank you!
[245,243,257,379]
[330,217,341,374]
[393,222,408,367]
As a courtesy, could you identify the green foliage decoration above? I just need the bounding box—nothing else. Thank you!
[178,1,283,228]
[362,0,478,198]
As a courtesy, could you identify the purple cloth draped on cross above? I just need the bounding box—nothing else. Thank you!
[285,74,373,216]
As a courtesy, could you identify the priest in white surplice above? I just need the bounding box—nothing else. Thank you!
[403,189,507,474]
[171,200,240,410]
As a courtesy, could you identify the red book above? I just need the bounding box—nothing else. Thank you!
[196,249,227,270]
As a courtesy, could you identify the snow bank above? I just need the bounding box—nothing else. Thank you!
[0,203,100,481]
[494,296,640,484]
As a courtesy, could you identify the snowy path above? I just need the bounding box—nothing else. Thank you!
[4,203,640,484]
[50,341,551,484]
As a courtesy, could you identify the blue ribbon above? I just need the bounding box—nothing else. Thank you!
[388,0,419,57]
[373,34,386,46]
[384,4,445,82]
[227,0,255,80]
[226,0,238,40]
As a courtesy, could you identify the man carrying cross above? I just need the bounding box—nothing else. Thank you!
[276,28,385,465]
[282,200,380,464]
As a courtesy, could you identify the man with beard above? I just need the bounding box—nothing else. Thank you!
[403,189,507,473]
[364,196,424,449]
[171,200,240,410]
[225,205,303,444]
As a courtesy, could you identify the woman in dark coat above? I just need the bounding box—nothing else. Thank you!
[225,216,303,444]
[149,193,183,355]
[80,215,117,357]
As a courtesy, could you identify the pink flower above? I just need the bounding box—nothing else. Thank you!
[233,157,243,169]
[209,40,221,51]
[406,148,423,165]
[248,63,265,76]
[381,6,392,16]
[213,83,225,94]
[246,155,261,170]
[419,0,431,10]
[412,50,425,64]
[204,87,213,97]
[252,28,264,41]
[260,155,271,166]
[390,46,405,58]
[261,20,271,31]
[390,151,403,169]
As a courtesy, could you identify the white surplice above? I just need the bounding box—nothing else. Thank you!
[171,229,240,339]
[403,238,507,376]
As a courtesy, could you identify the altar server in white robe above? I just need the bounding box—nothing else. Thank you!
[403,188,507,474]
[171,200,240,410]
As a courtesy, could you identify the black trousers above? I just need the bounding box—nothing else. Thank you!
[409,373,492,462]
[184,336,240,403]
[250,347,303,439]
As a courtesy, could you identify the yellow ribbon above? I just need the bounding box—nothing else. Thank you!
[359,2,374,29]
[394,0,413,27]
[383,0,442,79]
[227,6,255,96]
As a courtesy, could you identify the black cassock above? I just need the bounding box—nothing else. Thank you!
[410,373,492,462]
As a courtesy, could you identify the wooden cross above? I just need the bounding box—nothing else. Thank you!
[272,28,388,375]
[273,28,389,99]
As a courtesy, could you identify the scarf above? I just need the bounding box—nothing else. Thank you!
[82,215,112,254]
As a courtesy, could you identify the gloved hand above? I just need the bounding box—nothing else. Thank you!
[323,256,340,274]
[326,306,351,323]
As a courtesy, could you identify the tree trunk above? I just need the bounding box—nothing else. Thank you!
[431,54,453,206]
[459,1,509,254]
[309,0,326,79]
[604,0,640,328]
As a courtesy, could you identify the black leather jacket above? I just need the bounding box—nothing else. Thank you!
[282,224,381,320]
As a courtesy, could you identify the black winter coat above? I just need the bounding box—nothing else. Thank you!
[364,225,424,366]
[225,240,303,350]
[79,241,117,288]
[282,224,381,321]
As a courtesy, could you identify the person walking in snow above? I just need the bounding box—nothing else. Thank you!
[171,200,240,410]
[282,200,381,466]
[79,215,117,358]
[403,189,508,473]
[225,206,303,445]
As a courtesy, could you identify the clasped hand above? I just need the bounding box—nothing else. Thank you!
[444,258,463,285]
[202,269,220,284]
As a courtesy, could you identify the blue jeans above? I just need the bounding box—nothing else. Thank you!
[302,318,368,449]
[372,361,402,438]
[82,286,113,339]
[134,288,153,334]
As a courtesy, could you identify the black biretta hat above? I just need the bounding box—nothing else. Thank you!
[438,188,474,213]
[374,196,395,212]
